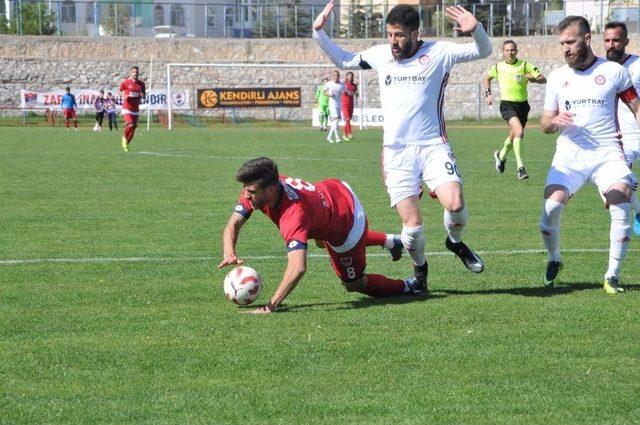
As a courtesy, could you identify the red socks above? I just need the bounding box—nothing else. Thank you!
[366,230,387,247]
[361,274,405,297]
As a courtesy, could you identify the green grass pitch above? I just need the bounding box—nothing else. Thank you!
[1,124,639,424]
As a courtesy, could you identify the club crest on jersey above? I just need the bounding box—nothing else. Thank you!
[340,257,353,267]
[418,55,430,65]
[595,75,606,85]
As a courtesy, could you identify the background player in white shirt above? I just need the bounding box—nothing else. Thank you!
[323,69,344,143]
[603,21,640,236]
[312,1,491,294]
[540,16,640,294]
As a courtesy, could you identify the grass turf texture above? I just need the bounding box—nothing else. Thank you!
[1,125,639,425]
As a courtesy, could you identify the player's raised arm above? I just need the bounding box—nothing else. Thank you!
[443,5,492,63]
[246,248,307,314]
[217,212,247,269]
[312,0,363,70]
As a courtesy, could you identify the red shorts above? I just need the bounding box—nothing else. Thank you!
[63,109,77,119]
[342,104,354,120]
[325,219,368,282]
[123,113,139,125]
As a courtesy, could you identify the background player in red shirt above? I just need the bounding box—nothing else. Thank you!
[118,66,146,152]
[341,71,358,141]
[217,157,421,315]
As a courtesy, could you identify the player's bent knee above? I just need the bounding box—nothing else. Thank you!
[342,276,366,292]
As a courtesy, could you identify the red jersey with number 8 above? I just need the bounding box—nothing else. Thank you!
[234,176,356,248]
[119,78,146,113]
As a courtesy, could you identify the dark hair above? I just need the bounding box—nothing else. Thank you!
[99,89,104,94]
[503,40,517,48]
[236,157,279,188]
[65,86,70,91]
[557,16,590,36]
[605,21,628,39]
[386,4,419,32]
[346,71,354,78]
[131,65,139,71]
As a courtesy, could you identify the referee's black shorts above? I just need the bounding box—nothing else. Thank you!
[499,100,530,126]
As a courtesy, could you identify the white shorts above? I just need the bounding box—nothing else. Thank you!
[382,143,462,207]
[329,104,341,120]
[545,145,636,198]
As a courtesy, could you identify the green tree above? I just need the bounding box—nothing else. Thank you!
[0,2,56,35]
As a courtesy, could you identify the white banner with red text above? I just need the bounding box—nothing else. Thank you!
[20,88,190,111]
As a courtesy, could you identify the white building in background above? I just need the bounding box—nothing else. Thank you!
[564,0,640,33]
[20,0,326,38]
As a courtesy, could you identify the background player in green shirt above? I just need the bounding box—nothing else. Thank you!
[315,77,330,131]
[484,40,546,180]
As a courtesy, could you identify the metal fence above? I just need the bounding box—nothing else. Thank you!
[3,0,640,39]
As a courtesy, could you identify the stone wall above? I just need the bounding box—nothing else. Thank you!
[2,34,640,120]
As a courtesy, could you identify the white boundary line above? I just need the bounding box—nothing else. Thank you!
[1,248,636,266]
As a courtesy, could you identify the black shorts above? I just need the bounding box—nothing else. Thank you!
[499,100,530,126]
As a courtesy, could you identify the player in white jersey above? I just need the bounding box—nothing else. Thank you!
[603,21,640,236]
[312,1,491,294]
[323,69,344,143]
[540,16,640,294]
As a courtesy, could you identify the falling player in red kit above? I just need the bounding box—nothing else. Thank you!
[341,71,358,141]
[217,157,421,315]
[118,66,146,152]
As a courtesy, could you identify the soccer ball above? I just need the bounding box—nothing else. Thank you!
[223,266,262,306]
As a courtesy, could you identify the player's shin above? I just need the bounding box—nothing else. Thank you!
[539,199,564,261]
[499,137,513,160]
[400,224,426,266]
[513,137,524,168]
[606,203,631,278]
[444,206,468,243]
[360,274,405,297]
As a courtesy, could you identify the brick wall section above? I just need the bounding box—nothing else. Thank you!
[2,34,639,120]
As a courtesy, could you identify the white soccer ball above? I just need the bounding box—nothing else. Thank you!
[223,266,263,306]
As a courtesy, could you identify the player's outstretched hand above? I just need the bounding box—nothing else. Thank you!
[313,0,334,31]
[445,5,478,33]
[243,304,274,315]
[217,254,244,270]
[486,93,493,106]
[552,111,575,128]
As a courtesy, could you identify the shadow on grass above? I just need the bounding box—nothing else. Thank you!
[255,282,639,313]
[439,281,640,298]
[274,292,443,313]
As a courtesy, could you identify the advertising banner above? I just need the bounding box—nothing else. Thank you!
[20,88,190,111]
[197,88,301,108]
[312,107,384,127]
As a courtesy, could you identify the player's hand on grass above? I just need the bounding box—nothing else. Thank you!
[552,111,575,129]
[445,5,478,33]
[217,254,244,269]
[243,303,275,315]
[313,0,334,31]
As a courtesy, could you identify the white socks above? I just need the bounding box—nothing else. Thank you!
[540,199,565,262]
[444,206,468,243]
[400,224,426,267]
[606,203,631,278]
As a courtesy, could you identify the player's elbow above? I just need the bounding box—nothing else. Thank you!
[479,43,492,59]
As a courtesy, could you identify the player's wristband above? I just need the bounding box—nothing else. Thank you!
[484,90,491,97]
